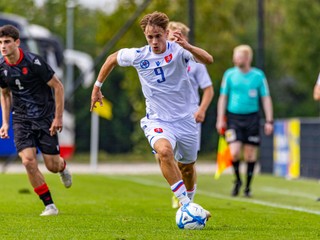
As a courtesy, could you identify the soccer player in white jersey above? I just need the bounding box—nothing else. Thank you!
[90,12,213,218]
[313,73,320,201]
[166,21,214,208]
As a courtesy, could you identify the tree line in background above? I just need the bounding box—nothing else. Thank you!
[1,0,320,155]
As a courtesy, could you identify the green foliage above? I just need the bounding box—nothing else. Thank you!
[0,0,36,18]
[1,0,320,153]
[0,173,320,239]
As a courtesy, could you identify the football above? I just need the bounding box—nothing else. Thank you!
[175,203,207,230]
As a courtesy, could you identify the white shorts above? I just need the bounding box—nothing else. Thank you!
[140,115,199,164]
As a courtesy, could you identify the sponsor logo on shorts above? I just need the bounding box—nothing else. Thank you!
[248,136,260,143]
[154,128,163,133]
[225,129,236,142]
[34,58,41,66]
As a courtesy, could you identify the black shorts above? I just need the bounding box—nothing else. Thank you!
[225,112,260,146]
[12,116,60,155]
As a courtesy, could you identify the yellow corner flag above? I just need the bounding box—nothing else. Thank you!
[93,98,113,120]
[214,135,233,179]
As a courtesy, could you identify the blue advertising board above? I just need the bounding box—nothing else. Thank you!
[0,107,17,156]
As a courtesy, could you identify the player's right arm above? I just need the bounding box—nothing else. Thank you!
[0,87,11,139]
[172,31,213,64]
[216,75,229,134]
[90,51,119,111]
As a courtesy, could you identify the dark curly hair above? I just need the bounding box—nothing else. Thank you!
[0,25,20,40]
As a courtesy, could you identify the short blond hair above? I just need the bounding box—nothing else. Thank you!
[233,45,253,60]
[167,21,190,38]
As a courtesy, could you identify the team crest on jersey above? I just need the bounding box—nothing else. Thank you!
[3,70,8,76]
[34,58,41,66]
[187,66,191,72]
[154,128,163,133]
[164,53,173,63]
[22,67,28,75]
[140,60,150,69]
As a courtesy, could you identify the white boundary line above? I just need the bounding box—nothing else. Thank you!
[108,175,320,216]
[260,187,318,200]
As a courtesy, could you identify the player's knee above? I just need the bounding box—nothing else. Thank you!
[179,164,194,178]
[244,152,257,161]
[46,164,58,173]
[44,157,62,173]
[231,151,241,160]
[157,146,174,163]
[21,157,37,172]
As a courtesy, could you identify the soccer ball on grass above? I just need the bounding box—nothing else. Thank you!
[175,203,207,230]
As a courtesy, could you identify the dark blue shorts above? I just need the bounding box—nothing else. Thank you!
[12,116,60,155]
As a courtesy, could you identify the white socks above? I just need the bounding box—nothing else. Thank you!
[171,180,190,206]
[187,184,197,202]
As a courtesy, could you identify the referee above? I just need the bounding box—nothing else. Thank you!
[216,45,273,197]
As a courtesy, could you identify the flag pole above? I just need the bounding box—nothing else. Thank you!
[90,112,99,173]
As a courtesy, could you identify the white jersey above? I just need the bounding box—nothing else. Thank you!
[117,41,198,121]
[187,61,212,104]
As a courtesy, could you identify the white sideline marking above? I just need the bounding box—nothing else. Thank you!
[108,176,320,216]
[261,187,318,200]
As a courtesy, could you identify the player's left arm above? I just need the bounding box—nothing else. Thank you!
[47,75,64,136]
[259,75,273,135]
[261,96,273,136]
[194,86,214,123]
[172,31,213,64]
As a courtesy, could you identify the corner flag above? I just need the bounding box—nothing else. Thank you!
[214,135,233,179]
[92,98,113,120]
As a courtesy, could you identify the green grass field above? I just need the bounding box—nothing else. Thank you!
[0,171,319,240]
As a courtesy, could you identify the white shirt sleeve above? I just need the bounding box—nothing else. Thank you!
[317,73,320,85]
[117,48,137,67]
[181,48,195,64]
[194,63,212,89]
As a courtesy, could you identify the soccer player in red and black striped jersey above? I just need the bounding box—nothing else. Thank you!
[0,25,72,216]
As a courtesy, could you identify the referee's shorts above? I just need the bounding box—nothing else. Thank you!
[225,111,260,146]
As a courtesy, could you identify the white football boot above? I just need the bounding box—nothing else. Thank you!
[40,204,59,216]
[59,167,72,188]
